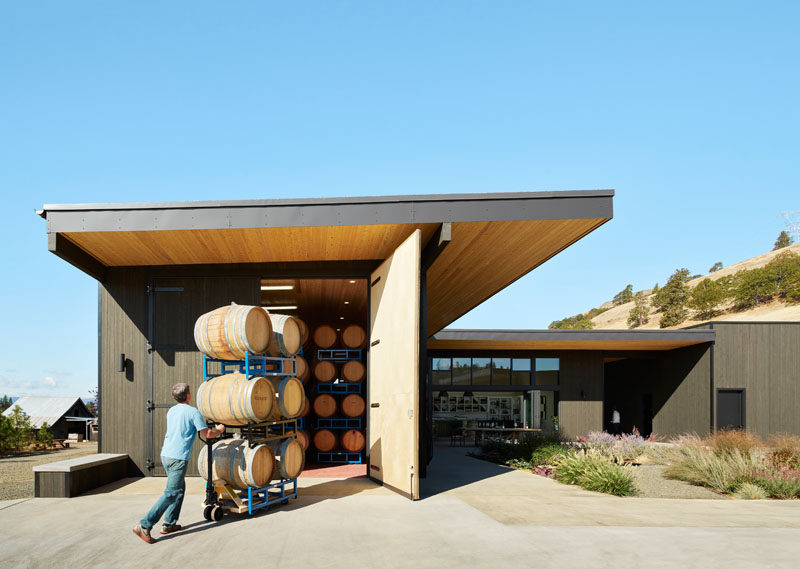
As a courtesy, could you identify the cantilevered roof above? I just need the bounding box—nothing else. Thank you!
[39,190,614,334]
[427,328,716,351]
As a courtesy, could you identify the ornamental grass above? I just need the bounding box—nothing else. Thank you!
[553,449,637,497]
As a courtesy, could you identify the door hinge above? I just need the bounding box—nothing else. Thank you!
[146,400,155,412]
[146,458,155,471]
[145,284,153,295]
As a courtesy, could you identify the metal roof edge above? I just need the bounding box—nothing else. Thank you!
[39,189,615,214]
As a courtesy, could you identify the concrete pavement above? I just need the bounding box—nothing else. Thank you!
[0,444,799,568]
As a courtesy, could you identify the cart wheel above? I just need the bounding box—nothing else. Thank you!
[212,505,224,522]
[203,505,214,520]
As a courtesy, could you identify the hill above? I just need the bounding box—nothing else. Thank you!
[579,243,800,330]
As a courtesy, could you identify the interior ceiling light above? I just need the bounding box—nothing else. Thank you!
[349,280,356,284]
[261,285,294,291]
[262,305,298,310]
[339,316,345,319]
[344,301,350,304]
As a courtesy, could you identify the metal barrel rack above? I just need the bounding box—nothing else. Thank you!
[200,353,302,521]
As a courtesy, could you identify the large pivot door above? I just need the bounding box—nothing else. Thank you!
[368,230,422,499]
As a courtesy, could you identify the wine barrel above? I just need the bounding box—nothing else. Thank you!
[268,376,306,419]
[312,324,338,349]
[196,373,276,426]
[340,429,365,452]
[293,355,310,384]
[290,429,310,451]
[313,360,337,383]
[312,394,337,418]
[341,394,365,418]
[341,360,366,383]
[313,429,337,452]
[198,439,275,490]
[341,324,367,349]
[296,397,310,419]
[194,304,271,360]
[269,438,305,479]
[264,313,302,357]
[294,317,310,346]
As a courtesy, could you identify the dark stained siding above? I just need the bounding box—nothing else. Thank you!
[712,323,800,438]
[559,351,604,438]
[99,268,149,475]
[652,344,711,437]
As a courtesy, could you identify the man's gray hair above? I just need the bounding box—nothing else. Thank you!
[172,383,191,403]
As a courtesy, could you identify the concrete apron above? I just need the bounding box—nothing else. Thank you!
[1,445,800,568]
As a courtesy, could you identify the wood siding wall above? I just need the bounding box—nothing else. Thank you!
[712,323,800,438]
[558,351,605,438]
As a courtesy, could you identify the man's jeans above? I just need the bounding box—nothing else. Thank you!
[140,456,188,530]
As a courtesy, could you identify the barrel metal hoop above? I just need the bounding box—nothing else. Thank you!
[239,307,256,356]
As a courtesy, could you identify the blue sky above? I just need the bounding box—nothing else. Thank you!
[1,2,798,398]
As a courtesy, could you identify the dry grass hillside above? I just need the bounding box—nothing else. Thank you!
[590,243,800,330]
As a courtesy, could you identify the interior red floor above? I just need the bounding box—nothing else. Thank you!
[299,463,367,478]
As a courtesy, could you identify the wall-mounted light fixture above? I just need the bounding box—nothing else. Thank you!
[117,353,128,373]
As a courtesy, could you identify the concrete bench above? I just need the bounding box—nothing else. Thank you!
[33,454,129,498]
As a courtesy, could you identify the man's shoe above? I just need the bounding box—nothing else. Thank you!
[160,524,182,535]
[133,524,156,544]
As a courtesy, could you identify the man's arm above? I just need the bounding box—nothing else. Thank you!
[199,424,226,439]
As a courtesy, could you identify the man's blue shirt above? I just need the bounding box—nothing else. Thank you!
[161,404,207,461]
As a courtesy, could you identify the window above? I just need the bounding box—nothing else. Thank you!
[452,357,471,385]
[492,358,511,385]
[432,358,451,385]
[472,358,491,385]
[512,358,531,386]
[535,357,560,386]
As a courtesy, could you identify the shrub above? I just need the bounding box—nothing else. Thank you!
[755,470,800,499]
[554,449,637,496]
[614,432,647,462]
[767,434,800,470]
[662,438,762,493]
[731,267,778,309]
[707,429,761,456]
[477,433,566,466]
[35,423,53,450]
[613,284,634,305]
[734,482,768,500]
[689,278,727,320]
[530,443,566,467]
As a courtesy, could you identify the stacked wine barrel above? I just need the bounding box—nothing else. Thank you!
[193,304,309,486]
[308,323,368,460]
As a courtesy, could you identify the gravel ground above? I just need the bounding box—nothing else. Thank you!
[634,464,727,499]
[0,443,98,500]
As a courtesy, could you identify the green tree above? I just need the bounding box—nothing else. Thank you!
[731,267,776,309]
[35,423,53,450]
[773,230,794,250]
[689,278,726,320]
[549,314,595,329]
[652,283,659,295]
[6,406,32,452]
[626,291,650,328]
[613,284,634,305]
[709,262,723,273]
[653,268,691,327]
[0,415,14,455]
[0,395,12,413]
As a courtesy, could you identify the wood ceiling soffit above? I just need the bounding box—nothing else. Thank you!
[425,218,606,334]
[63,224,439,266]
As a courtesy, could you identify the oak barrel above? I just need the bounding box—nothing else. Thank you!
[341,324,367,349]
[341,360,366,383]
[341,394,365,418]
[264,313,302,357]
[268,376,306,419]
[313,360,337,383]
[312,324,338,349]
[312,394,337,418]
[294,317,310,346]
[196,373,276,426]
[313,429,337,452]
[292,355,310,383]
[296,397,310,419]
[198,439,275,490]
[269,438,305,479]
[291,429,310,451]
[194,304,271,360]
[340,429,365,452]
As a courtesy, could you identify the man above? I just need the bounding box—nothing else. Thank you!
[133,383,225,544]
[610,405,622,436]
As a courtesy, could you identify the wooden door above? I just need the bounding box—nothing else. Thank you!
[367,230,421,499]
[148,276,259,475]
